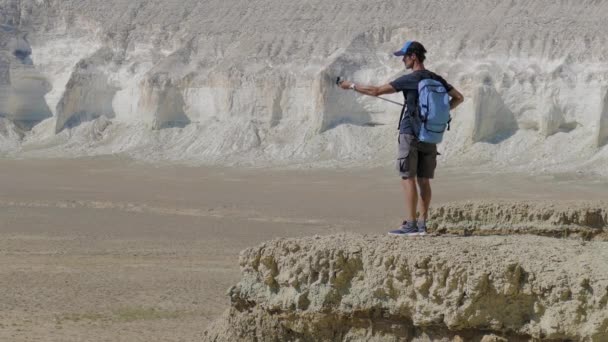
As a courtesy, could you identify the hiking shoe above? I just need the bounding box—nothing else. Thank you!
[388,221,418,236]
[417,221,427,236]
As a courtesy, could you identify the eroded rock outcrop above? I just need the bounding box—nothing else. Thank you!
[0,23,52,130]
[204,234,608,341]
[598,89,608,148]
[429,201,608,241]
[138,73,190,129]
[471,75,518,143]
[55,48,118,133]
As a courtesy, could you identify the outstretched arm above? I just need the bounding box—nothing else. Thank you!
[339,80,397,97]
[448,88,464,110]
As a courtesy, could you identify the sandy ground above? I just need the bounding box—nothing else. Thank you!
[1,158,607,341]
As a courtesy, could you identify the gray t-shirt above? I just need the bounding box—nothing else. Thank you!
[390,70,453,135]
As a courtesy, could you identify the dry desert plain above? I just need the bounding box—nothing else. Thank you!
[1,158,607,341]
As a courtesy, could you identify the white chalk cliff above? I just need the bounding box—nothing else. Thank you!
[0,0,607,173]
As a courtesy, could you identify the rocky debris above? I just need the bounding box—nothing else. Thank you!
[429,201,608,241]
[204,234,608,341]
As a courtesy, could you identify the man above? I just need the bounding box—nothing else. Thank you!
[339,41,464,236]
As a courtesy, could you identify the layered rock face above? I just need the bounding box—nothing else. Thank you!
[429,201,608,241]
[1,0,608,172]
[204,234,608,341]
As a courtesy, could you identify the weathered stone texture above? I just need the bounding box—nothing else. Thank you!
[205,234,608,341]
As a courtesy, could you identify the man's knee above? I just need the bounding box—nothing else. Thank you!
[401,177,417,190]
[401,176,417,183]
[417,177,431,186]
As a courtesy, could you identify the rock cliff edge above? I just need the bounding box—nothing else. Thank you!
[204,234,608,341]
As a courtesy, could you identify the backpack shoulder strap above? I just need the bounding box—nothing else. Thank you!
[397,99,406,130]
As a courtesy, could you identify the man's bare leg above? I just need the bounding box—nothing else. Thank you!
[417,177,432,221]
[401,177,418,222]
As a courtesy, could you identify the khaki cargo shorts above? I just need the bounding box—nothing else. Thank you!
[396,133,438,179]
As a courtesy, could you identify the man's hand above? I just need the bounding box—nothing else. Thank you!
[448,88,464,110]
[339,80,353,90]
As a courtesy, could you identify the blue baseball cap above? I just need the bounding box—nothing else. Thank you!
[393,41,413,56]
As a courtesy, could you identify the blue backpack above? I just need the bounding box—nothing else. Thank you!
[416,79,451,144]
